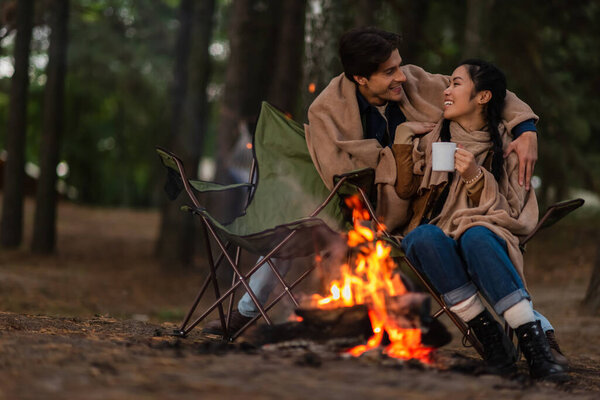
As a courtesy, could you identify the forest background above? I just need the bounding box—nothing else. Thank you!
[0,0,599,271]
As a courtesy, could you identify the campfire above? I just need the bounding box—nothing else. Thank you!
[305,196,434,362]
[243,196,446,363]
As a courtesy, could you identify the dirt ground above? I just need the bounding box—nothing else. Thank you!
[0,197,599,399]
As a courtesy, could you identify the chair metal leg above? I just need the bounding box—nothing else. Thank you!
[177,225,278,336]
[201,222,229,338]
[401,256,484,357]
[226,247,242,330]
[230,262,318,341]
[202,217,273,325]
[176,243,231,336]
[179,251,311,338]
[265,258,300,308]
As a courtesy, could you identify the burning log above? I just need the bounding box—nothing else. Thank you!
[386,292,431,330]
[241,304,372,346]
[240,293,451,350]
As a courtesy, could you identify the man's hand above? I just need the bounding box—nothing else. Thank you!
[401,121,436,135]
[504,130,538,190]
[394,122,436,145]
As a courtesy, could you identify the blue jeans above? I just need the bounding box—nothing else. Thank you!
[402,225,530,316]
[238,257,292,317]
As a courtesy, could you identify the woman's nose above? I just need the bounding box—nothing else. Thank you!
[443,86,450,95]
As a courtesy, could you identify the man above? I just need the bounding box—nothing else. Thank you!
[203,27,566,367]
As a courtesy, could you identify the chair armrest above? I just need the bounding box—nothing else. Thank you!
[332,168,376,198]
[521,198,585,246]
[156,147,253,201]
[189,180,252,193]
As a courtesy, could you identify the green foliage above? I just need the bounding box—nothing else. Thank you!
[0,0,597,208]
[61,0,178,206]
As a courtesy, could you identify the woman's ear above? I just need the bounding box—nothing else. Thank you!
[478,90,492,105]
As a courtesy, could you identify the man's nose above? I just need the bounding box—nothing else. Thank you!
[395,69,407,82]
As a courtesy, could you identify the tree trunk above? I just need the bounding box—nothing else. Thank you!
[155,0,216,268]
[0,0,34,248]
[31,0,69,254]
[582,245,600,315]
[353,0,379,28]
[462,0,494,59]
[392,0,430,65]
[266,0,306,117]
[302,0,350,116]
[212,0,281,221]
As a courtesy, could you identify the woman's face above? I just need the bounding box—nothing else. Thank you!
[442,65,480,122]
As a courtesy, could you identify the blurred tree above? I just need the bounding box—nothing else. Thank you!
[266,0,306,116]
[302,0,350,116]
[353,0,380,27]
[62,1,177,206]
[582,246,600,315]
[387,0,431,66]
[155,0,216,268]
[0,0,16,50]
[211,0,283,221]
[489,0,600,207]
[31,0,70,254]
[0,0,33,248]
[462,0,493,59]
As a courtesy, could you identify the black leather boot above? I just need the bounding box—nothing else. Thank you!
[467,309,517,374]
[516,320,568,381]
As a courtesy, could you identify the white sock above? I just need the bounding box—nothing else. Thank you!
[450,294,485,322]
[503,299,536,329]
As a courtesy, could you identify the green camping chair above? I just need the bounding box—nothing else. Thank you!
[157,102,376,341]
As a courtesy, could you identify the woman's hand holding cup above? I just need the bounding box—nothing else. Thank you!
[455,144,480,181]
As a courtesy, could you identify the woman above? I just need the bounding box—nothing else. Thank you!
[393,60,565,380]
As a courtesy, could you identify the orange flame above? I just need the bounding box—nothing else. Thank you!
[312,195,433,362]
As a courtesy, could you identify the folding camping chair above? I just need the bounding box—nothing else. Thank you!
[157,102,369,341]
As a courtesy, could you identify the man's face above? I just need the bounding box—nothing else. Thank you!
[354,49,407,106]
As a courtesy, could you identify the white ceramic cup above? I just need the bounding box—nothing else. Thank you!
[432,142,457,172]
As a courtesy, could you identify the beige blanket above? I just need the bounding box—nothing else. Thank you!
[411,121,539,281]
[305,65,538,233]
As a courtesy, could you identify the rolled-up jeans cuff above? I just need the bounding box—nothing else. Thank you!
[441,282,478,307]
[493,289,531,315]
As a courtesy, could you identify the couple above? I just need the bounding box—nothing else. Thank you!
[204,27,566,380]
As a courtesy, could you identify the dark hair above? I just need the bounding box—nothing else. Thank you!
[339,27,401,83]
[440,59,507,181]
